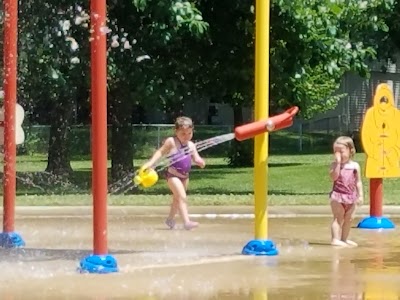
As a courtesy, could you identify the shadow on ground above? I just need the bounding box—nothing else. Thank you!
[0,248,144,263]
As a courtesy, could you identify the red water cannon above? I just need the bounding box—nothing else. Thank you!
[234,106,299,141]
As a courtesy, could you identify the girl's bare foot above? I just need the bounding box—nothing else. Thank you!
[165,218,176,229]
[184,221,199,230]
[343,240,358,247]
[331,239,348,247]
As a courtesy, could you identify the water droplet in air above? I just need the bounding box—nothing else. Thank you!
[59,20,71,32]
[74,16,84,25]
[51,69,59,79]
[111,40,119,48]
[123,41,132,49]
[70,57,80,64]
[65,37,79,51]
[136,55,150,62]
[100,26,111,34]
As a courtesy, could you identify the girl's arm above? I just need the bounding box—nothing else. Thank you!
[329,151,342,181]
[329,162,341,181]
[355,162,364,205]
[142,137,174,169]
[190,142,205,168]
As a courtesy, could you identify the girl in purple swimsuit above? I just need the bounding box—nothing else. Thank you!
[329,136,364,247]
[142,116,205,230]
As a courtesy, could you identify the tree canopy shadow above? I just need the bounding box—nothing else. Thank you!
[307,241,333,246]
[8,170,92,196]
[189,187,327,196]
[268,190,327,196]
[268,162,305,167]
[4,163,315,197]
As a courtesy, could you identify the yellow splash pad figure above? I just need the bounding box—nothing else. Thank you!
[361,83,400,178]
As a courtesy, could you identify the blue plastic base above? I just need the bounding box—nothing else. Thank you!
[242,239,278,256]
[0,232,25,248]
[78,254,119,274]
[357,216,395,229]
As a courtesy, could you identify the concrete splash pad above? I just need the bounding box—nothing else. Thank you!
[0,206,400,299]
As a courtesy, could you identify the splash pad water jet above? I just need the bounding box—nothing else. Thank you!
[129,107,299,193]
[149,106,299,183]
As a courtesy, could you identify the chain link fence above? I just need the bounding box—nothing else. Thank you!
[19,115,360,158]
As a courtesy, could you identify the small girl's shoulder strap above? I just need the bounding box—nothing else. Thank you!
[348,161,359,168]
[174,136,184,148]
[346,161,360,173]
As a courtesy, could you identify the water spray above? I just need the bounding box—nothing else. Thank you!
[111,106,299,194]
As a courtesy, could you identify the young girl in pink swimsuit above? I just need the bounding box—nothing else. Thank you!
[142,116,205,230]
[329,136,364,247]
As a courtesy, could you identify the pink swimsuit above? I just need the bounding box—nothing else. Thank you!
[330,161,358,205]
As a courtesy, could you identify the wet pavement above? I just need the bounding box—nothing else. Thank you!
[0,206,400,299]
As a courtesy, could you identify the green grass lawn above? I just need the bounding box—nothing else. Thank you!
[6,153,400,206]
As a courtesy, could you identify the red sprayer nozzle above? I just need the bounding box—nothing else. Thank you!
[234,106,299,141]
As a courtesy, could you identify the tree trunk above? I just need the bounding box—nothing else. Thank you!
[233,103,244,126]
[232,102,244,155]
[109,86,134,183]
[228,101,253,167]
[45,91,75,176]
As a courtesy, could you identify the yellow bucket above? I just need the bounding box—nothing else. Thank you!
[133,167,159,188]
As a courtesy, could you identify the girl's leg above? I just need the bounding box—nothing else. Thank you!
[330,201,347,246]
[167,177,198,230]
[165,196,178,229]
[167,196,179,218]
[166,178,189,222]
[341,204,357,246]
[182,179,198,229]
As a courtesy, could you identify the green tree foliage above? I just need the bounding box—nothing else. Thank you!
[193,0,395,166]
[106,0,209,180]
[379,0,400,61]
[1,0,398,172]
[9,0,208,179]
[192,0,395,121]
[271,0,395,118]
[17,1,90,175]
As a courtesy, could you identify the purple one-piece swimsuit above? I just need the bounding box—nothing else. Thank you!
[165,137,192,180]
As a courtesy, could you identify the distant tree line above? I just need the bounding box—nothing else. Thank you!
[0,0,399,177]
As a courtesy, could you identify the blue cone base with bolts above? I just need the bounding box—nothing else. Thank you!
[0,232,25,248]
[242,239,278,256]
[78,254,119,274]
[357,216,395,229]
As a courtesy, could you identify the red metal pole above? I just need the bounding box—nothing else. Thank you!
[3,0,18,233]
[91,0,108,255]
[370,178,383,217]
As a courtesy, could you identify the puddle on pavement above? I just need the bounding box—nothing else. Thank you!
[0,214,400,299]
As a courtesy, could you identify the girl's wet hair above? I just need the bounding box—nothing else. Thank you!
[175,116,193,129]
[334,136,356,157]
